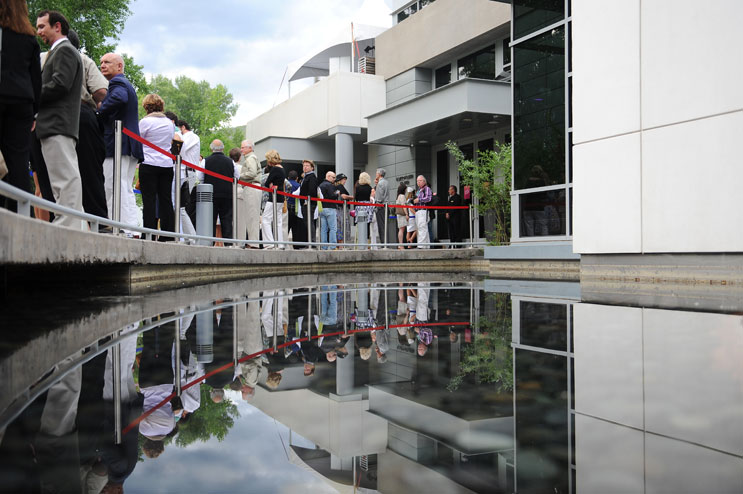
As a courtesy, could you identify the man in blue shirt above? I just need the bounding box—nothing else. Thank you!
[98,53,144,236]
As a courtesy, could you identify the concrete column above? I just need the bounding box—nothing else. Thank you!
[335,132,354,181]
[336,334,355,396]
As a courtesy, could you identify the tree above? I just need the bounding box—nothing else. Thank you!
[201,125,246,159]
[172,385,239,447]
[144,74,238,138]
[28,0,131,62]
[28,0,148,93]
[446,140,512,245]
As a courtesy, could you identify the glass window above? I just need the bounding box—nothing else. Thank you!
[397,2,418,23]
[513,0,565,40]
[513,26,565,190]
[520,301,567,351]
[503,38,511,67]
[435,64,451,89]
[420,0,435,8]
[458,45,496,80]
[519,188,566,236]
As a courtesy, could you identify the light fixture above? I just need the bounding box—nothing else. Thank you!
[462,118,472,123]
[418,140,428,144]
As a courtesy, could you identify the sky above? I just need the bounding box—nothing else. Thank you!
[116,0,394,128]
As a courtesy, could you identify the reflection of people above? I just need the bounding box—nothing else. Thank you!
[446,185,463,247]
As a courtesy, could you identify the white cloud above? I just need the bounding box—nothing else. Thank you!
[117,0,393,127]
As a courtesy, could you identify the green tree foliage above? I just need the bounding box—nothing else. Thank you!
[447,293,513,393]
[446,140,512,245]
[173,385,239,447]
[144,75,238,137]
[201,125,247,159]
[28,0,148,93]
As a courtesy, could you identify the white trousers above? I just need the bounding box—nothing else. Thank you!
[237,184,262,244]
[415,209,429,248]
[261,201,284,248]
[103,155,139,234]
[40,135,86,230]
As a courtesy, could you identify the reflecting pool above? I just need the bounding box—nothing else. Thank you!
[0,277,741,493]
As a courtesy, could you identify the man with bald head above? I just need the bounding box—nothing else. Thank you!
[204,139,235,245]
[98,52,143,235]
[237,139,261,245]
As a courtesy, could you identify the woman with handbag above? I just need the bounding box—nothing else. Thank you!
[260,150,286,249]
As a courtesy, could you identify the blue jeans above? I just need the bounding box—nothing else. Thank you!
[320,208,337,250]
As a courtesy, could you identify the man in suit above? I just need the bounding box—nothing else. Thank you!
[35,10,85,229]
[98,52,144,236]
[201,139,234,245]
[446,185,463,247]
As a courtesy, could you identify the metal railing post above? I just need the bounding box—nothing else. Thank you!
[307,288,312,338]
[174,155,182,241]
[113,120,123,235]
[342,201,347,249]
[112,341,122,444]
[383,204,389,248]
[175,318,182,397]
[272,293,278,350]
[306,197,313,250]
[468,205,474,248]
[233,303,238,365]
[384,285,389,329]
[232,178,239,245]
[272,189,278,249]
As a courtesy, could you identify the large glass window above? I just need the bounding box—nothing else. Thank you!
[513,0,564,40]
[397,2,417,23]
[503,38,511,68]
[520,301,567,351]
[435,64,451,89]
[519,189,566,237]
[513,26,565,190]
[457,45,496,80]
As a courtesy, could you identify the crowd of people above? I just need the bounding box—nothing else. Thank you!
[0,3,467,248]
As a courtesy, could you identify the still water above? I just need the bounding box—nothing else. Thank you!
[0,276,741,494]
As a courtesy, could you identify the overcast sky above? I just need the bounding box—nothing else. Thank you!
[117,0,394,128]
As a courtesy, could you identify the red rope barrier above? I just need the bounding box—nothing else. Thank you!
[122,126,469,211]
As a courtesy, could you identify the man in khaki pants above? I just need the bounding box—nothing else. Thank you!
[237,140,262,247]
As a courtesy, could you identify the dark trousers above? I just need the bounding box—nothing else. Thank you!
[76,105,107,219]
[213,195,233,245]
[448,216,462,246]
[375,206,387,244]
[139,163,174,240]
[288,209,306,247]
[0,102,33,212]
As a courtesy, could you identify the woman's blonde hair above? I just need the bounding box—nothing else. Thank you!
[358,172,371,186]
[265,149,282,165]
[142,93,165,114]
[266,372,283,390]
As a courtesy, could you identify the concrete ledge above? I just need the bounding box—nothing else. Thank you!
[581,254,743,312]
[484,241,580,260]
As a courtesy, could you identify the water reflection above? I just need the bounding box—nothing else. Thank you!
[0,280,741,493]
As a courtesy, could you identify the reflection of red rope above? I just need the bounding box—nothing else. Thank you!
[121,127,468,211]
[122,320,470,436]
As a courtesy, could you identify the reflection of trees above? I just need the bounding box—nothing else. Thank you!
[448,293,513,392]
[173,385,239,447]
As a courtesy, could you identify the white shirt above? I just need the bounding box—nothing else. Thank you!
[139,115,175,168]
[180,130,201,168]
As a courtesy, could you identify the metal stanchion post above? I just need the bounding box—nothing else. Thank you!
[383,204,389,249]
[307,288,312,338]
[233,303,238,365]
[342,201,347,250]
[468,205,474,248]
[113,120,123,235]
[174,156,182,241]
[272,293,278,350]
[384,285,389,329]
[306,198,313,250]
[232,179,239,245]
[272,189,278,249]
[112,342,122,444]
[343,288,348,335]
[175,318,182,397]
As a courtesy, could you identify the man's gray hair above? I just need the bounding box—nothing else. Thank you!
[376,168,386,177]
[210,139,225,152]
[242,140,254,149]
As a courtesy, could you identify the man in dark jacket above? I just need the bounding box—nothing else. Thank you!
[35,10,85,229]
[98,52,144,235]
[299,159,318,243]
[446,185,463,247]
[203,139,234,245]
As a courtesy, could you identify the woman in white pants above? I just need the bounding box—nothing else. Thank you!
[260,150,285,249]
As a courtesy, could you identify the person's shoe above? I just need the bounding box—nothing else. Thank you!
[98,225,113,234]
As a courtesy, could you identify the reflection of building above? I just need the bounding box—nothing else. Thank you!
[246,0,512,242]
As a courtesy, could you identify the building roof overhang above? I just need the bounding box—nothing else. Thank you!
[366,78,511,146]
